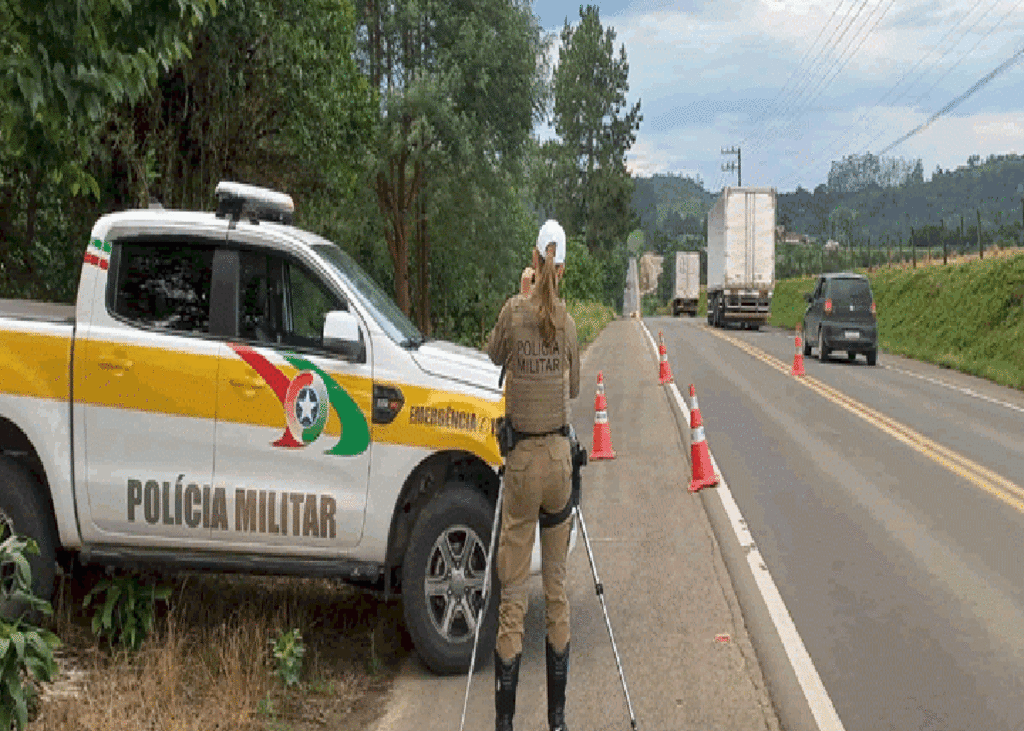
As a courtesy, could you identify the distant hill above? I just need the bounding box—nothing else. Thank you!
[778,153,1024,249]
[630,154,1024,253]
[632,173,716,237]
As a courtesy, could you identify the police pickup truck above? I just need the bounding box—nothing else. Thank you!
[0,182,542,674]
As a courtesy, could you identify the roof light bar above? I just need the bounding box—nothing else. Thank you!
[215,181,294,225]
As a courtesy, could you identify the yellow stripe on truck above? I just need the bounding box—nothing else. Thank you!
[71,340,503,464]
[73,341,219,420]
[0,331,72,401]
[374,383,504,465]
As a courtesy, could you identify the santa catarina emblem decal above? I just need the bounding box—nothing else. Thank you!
[228,344,370,455]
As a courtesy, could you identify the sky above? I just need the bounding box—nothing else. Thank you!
[533,0,1024,194]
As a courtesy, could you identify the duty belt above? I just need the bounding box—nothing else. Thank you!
[497,419,569,457]
[519,425,571,440]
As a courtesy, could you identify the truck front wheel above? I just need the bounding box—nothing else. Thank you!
[0,456,58,621]
[401,485,499,674]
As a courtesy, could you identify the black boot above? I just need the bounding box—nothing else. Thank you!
[495,650,521,731]
[546,638,570,731]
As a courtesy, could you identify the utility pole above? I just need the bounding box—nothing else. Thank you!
[977,208,983,260]
[721,147,741,186]
[1017,183,1024,247]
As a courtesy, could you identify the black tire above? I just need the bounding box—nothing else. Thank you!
[0,456,58,621]
[867,349,877,366]
[802,324,812,356]
[818,328,830,362]
[401,485,499,675]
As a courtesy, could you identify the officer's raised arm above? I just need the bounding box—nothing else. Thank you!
[486,299,512,368]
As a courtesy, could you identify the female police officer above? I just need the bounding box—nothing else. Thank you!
[486,219,580,731]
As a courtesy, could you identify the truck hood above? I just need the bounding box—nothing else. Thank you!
[411,340,503,394]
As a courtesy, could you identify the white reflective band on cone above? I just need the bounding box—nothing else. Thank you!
[595,410,609,424]
[692,426,705,443]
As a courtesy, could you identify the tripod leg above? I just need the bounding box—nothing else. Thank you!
[458,472,505,731]
[576,506,639,730]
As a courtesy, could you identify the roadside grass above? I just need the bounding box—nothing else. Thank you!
[30,570,409,731]
[568,300,617,347]
[768,275,817,332]
[771,253,1024,391]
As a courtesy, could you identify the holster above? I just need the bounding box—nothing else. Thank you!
[539,428,587,529]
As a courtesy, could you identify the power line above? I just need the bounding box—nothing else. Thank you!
[877,42,1024,155]
[742,0,867,152]
[760,0,895,151]
[738,0,850,147]
[844,0,1015,156]
[771,0,878,123]
[775,0,1021,190]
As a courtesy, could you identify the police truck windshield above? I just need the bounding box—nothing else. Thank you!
[312,243,424,347]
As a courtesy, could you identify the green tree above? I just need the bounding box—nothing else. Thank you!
[0,0,218,293]
[101,0,373,211]
[355,0,546,332]
[547,4,641,301]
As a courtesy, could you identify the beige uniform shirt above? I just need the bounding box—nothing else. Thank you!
[487,294,580,434]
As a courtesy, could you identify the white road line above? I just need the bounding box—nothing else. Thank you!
[884,364,1024,415]
[641,321,846,731]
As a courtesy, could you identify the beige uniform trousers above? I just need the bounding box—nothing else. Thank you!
[496,433,573,661]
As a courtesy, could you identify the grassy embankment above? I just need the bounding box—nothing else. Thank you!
[568,300,618,348]
[771,252,1024,391]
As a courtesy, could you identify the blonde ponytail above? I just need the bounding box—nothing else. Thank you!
[535,242,560,345]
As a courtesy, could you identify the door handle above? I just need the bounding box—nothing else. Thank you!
[229,377,265,390]
[97,356,134,372]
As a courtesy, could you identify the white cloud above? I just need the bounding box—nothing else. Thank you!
[536,1,1024,191]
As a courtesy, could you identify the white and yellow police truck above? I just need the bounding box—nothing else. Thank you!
[0,182,560,674]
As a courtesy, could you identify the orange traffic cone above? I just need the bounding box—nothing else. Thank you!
[688,384,702,429]
[688,384,718,492]
[591,371,616,460]
[658,331,674,385]
[791,327,806,376]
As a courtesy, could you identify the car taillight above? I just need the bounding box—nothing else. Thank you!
[870,301,876,315]
[824,298,832,314]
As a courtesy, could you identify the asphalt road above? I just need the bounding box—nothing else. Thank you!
[653,315,1024,731]
[371,319,781,731]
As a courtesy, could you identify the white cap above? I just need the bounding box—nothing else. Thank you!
[536,219,566,265]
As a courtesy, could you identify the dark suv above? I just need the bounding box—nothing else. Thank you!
[802,273,878,365]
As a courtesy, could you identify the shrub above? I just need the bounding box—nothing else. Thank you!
[84,575,171,651]
[0,535,61,730]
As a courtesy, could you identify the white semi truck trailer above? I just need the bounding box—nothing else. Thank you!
[672,251,700,317]
[706,186,776,330]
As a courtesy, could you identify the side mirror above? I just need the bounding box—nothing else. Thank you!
[804,293,813,303]
[323,310,365,362]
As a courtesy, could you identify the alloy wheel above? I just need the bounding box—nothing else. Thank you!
[422,524,488,644]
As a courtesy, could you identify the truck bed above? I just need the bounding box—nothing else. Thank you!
[0,299,76,325]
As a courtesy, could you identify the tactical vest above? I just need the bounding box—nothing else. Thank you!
[505,296,570,434]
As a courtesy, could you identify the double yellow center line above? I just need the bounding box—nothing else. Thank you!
[703,326,1024,515]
